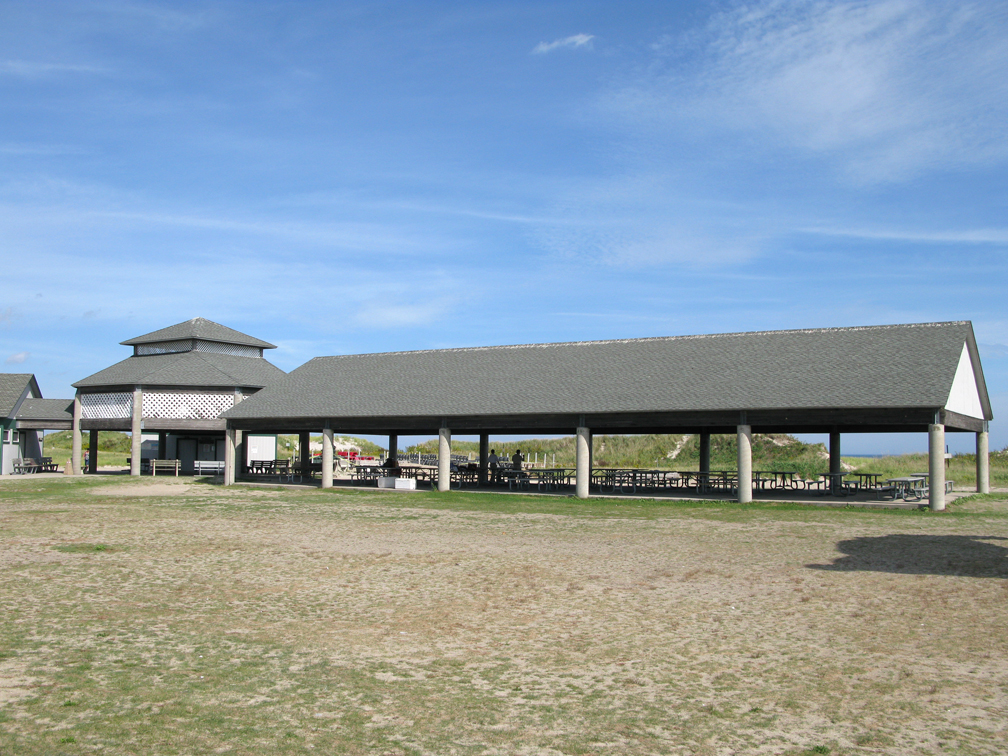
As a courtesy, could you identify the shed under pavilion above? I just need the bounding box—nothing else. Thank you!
[221,321,993,511]
[69,318,286,475]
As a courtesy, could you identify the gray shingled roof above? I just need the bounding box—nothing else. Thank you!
[0,374,39,419]
[121,318,276,349]
[16,398,73,423]
[73,352,286,390]
[223,322,990,421]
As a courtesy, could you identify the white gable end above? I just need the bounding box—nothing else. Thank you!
[945,343,984,419]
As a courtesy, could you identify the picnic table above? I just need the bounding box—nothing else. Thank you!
[908,472,954,494]
[451,468,479,489]
[815,472,855,496]
[500,469,530,491]
[675,470,736,494]
[753,470,799,490]
[849,472,882,490]
[398,466,435,484]
[884,476,928,501]
[354,465,381,483]
[528,468,573,492]
[248,459,298,482]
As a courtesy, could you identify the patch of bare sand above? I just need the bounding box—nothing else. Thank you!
[91,482,196,497]
[0,659,36,706]
[3,493,1007,753]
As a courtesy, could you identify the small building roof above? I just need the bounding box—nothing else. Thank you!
[222,321,991,434]
[121,318,276,349]
[73,351,286,391]
[0,373,40,419]
[16,398,73,424]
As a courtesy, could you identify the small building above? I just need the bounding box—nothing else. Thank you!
[0,373,73,475]
[70,318,286,475]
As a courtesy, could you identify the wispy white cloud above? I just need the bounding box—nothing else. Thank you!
[605,1,1008,182]
[0,60,108,78]
[530,174,767,267]
[532,33,594,55]
[353,300,454,329]
[5,351,28,364]
[800,226,1008,244]
[95,1,214,31]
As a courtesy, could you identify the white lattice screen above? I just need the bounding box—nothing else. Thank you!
[142,392,234,420]
[193,340,262,358]
[81,392,133,419]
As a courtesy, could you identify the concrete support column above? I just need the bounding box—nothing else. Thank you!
[737,424,752,503]
[929,423,946,511]
[829,430,842,475]
[224,428,236,486]
[71,394,82,475]
[299,431,310,478]
[322,426,334,489]
[130,386,142,477]
[478,433,489,486]
[699,432,711,474]
[88,429,98,474]
[233,391,244,477]
[576,427,591,499]
[438,427,451,492]
[388,434,399,467]
[977,429,990,494]
[157,431,167,460]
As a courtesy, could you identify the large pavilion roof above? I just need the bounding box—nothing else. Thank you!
[121,318,276,349]
[222,321,991,435]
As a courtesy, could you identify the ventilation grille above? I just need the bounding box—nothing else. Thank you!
[135,340,193,356]
[81,392,133,419]
[142,392,235,420]
[134,339,261,358]
[193,341,262,358]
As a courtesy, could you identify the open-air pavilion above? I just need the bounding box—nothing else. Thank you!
[70,318,286,476]
[221,321,993,511]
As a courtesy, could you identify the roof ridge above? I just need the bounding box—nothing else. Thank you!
[309,321,971,361]
[120,317,276,349]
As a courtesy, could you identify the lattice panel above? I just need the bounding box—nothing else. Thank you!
[142,392,234,420]
[81,392,133,419]
[193,340,262,358]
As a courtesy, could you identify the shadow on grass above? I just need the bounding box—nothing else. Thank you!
[808,534,1008,577]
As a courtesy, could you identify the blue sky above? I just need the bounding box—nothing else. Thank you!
[2,1,1007,453]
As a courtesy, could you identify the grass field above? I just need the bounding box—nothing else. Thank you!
[1,478,1006,754]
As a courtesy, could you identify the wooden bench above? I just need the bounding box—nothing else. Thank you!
[151,459,180,476]
[40,457,59,472]
[193,460,224,476]
[12,458,40,474]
